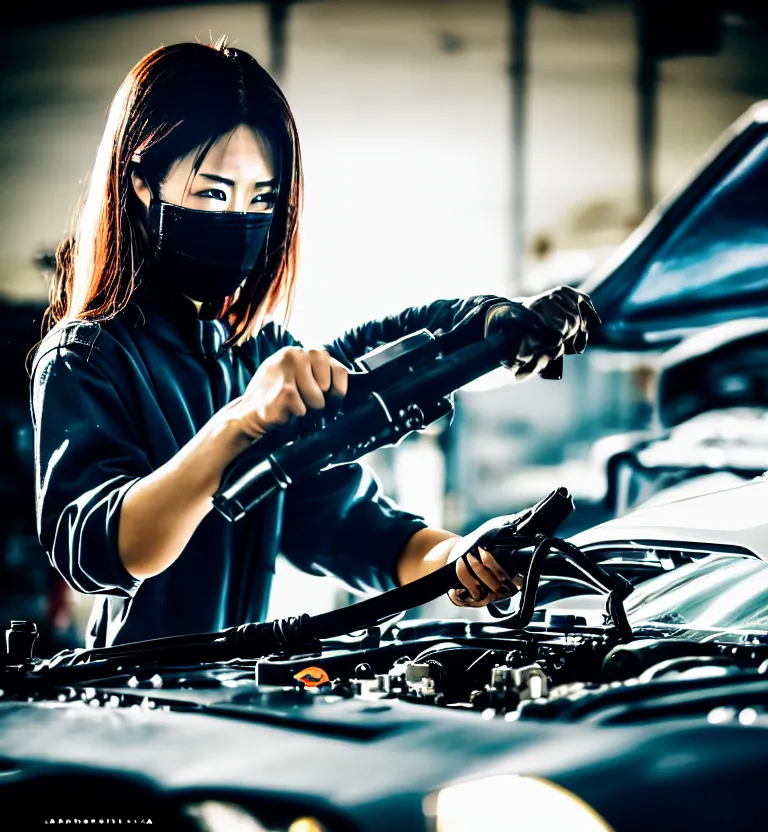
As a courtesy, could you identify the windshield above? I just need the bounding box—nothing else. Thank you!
[621,135,768,319]
[626,554,768,632]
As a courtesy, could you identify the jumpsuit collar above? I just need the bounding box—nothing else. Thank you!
[128,283,229,359]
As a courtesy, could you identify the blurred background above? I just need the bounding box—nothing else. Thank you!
[2,0,768,650]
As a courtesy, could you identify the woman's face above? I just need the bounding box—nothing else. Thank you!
[133,124,277,214]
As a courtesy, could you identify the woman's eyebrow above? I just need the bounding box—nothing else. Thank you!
[199,173,235,186]
[199,173,277,188]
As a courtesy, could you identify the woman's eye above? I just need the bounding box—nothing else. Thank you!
[251,191,277,207]
[197,188,228,201]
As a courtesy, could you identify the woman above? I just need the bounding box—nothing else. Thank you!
[31,40,597,648]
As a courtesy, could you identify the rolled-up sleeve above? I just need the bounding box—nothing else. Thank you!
[280,463,428,595]
[31,328,152,598]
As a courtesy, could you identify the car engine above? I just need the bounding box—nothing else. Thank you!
[5,613,768,725]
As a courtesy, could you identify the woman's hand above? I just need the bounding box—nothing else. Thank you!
[448,544,525,608]
[397,530,526,607]
[487,285,601,381]
[231,347,349,439]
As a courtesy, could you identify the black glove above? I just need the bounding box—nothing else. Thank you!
[486,286,601,381]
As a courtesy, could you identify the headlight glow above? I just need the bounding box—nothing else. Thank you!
[288,818,328,832]
[183,800,269,832]
[426,774,614,832]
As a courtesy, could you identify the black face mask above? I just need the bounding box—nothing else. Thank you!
[147,201,273,319]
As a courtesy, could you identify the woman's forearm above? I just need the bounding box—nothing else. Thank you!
[117,401,252,580]
[118,343,354,582]
[396,527,459,586]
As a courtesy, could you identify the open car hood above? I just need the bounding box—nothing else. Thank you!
[583,101,768,350]
[571,474,768,558]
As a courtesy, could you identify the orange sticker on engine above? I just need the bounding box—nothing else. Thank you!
[294,666,330,687]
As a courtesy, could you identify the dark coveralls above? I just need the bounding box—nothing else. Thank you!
[31,285,499,647]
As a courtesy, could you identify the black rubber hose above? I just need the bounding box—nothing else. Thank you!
[34,495,636,674]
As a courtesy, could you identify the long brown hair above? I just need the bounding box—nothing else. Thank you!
[46,38,302,346]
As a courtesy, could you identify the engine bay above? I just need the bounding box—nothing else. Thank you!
[6,615,768,726]
[5,600,768,832]
[251,617,768,721]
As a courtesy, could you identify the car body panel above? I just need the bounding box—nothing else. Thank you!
[571,475,768,557]
[2,650,768,832]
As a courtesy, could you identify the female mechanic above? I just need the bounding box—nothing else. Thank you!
[30,39,598,648]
